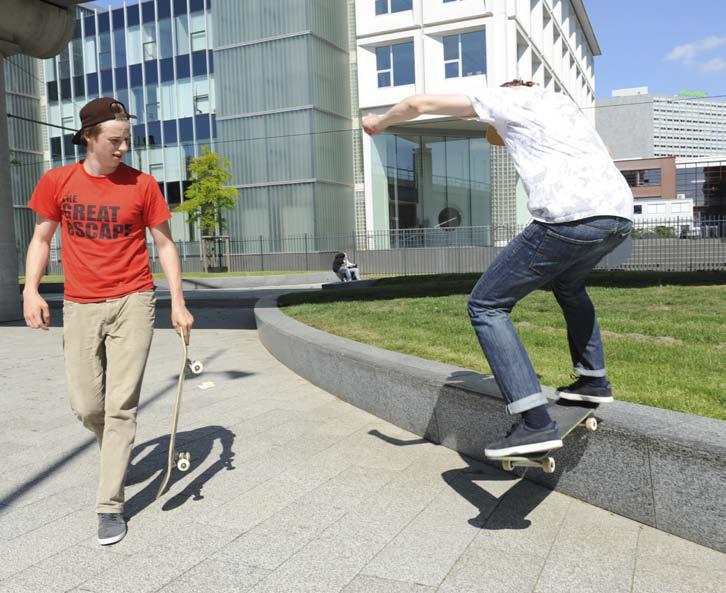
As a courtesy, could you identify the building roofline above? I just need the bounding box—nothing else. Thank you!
[675,155,726,164]
[614,156,674,163]
[572,0,601,56]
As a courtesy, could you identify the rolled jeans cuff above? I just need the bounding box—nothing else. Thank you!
[507,392,548,415]
[574,366,607,378]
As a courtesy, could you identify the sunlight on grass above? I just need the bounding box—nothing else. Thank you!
[282,273,726,420]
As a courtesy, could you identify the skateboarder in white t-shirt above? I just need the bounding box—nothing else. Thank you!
[362,81,633,458]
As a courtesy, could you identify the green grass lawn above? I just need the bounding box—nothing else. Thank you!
[281,272,726,420]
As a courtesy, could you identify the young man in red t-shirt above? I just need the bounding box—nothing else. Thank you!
[23,97,194,545]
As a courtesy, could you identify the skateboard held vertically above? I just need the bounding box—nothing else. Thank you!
[492,400,599,474]
[156,329,204,499]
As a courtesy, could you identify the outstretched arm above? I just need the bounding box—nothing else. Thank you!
[362,95,476,136]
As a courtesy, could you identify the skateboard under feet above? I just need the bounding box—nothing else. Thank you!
[156,329,203,499]
[491,401,599,474]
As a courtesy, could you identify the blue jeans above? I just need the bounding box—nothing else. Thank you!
[467,216,632,415]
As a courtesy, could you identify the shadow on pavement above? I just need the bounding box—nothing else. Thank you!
[0,294,263,508]
[368,428,556,531]
[125,426,236,518]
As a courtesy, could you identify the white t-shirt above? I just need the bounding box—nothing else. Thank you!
[469,86,633,223]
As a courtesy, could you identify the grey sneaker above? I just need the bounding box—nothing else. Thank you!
[485,421,562,458]
[97,513,127,545]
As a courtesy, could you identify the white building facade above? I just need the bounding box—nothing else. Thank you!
[355,0,600,237]
[597,88,726,161]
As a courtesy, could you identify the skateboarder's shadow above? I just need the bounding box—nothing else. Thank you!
[124,426,236,519]
[369,430,559,531]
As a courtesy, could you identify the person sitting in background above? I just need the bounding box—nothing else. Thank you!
[333,252,360,282]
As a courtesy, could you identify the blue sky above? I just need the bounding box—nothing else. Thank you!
[83,1,726,100]
[587,0,726,99]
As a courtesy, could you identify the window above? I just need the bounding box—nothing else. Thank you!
[127,24,142,65]
[99,32,112,70]
[191,30,206,52]
[190,11,206,51]
[84,36,97,74]
[195,114,210,140]
[634,205,642,214]
[47,81,59,102]
[176,54,191,79]
[143,22,157,60]
[147,101,160,122]
[179,117,194,143]
[163,119,177,144]
[175,14,190,55]
[86,73,98,97]
[144,40,157,61]
[443,30,486,78]
[192,50,207,76]
[376,41,415,87]
[144,60,158,84]
[73,75,85,97]
[50,137,62,160]
[159,18,174,59]
[375,0,412,15]
[194,95,209,114]
[114,67,127,90]
[622,168,662,187]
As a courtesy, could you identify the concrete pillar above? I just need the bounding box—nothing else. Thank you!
[0,55,23,322]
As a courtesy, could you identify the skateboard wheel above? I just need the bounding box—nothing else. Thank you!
[543,458,556,473]
[585,417,598,432]
[177,456,191,472]
[190,360,204,375]
[502,460,513,472]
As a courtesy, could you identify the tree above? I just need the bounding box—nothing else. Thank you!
[174,146,239,270]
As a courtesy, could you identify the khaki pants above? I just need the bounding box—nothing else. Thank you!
[63,291,155,513]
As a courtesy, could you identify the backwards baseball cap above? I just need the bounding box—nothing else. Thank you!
[72,97,136,145]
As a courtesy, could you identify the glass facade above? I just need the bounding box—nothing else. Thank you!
[677,160,726,220]
[44,0,215,240]
[213,0,355,246]
[6,55,45,249]
[371,133,492,235]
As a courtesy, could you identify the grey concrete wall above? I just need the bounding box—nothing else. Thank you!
[256,297,726,552]
[596,96,655,160]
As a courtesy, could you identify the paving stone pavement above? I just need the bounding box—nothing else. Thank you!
[1,288,724,593]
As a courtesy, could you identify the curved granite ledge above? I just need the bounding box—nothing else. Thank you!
[255,296,726,553]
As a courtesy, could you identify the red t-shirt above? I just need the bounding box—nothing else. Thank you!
[28,162,171,303]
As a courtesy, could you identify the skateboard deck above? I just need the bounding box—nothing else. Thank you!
[156,330,204,499]
[491,400,599,474]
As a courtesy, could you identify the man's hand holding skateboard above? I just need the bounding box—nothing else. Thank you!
[171,303,194,345]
